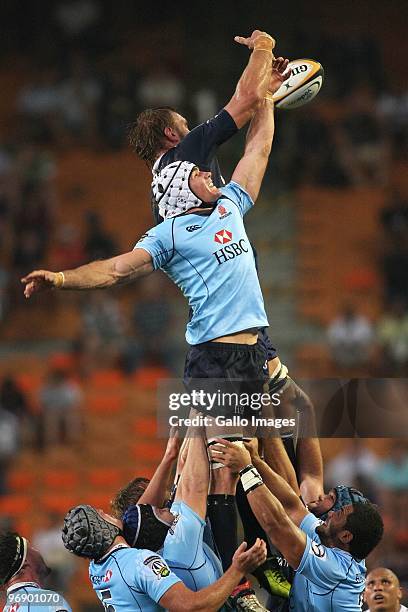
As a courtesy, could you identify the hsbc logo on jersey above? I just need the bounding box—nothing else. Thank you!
[103,569,113,582]
[214,229,232,244]
[213,238,249,265]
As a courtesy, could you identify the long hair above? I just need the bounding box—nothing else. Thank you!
[128,107,176,167]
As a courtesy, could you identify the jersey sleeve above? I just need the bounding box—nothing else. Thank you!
[136,550,181,603]
[175,109,238,170]
[133,223,174,270]
[296,520,353,587]
[220,181,254,216]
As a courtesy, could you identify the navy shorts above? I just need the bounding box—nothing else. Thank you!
[258,327,278,361]
[183,340,268,418]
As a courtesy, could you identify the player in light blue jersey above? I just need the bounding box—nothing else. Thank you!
[122,423,224,591]
[62,502,267,611]
[0,531,71,612]
[210,438,384,612]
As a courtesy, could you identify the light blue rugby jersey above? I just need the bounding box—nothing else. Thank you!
[4,582,72,612]
[89,545,181,611]
[289,513,366,611]
[134,181,269,345]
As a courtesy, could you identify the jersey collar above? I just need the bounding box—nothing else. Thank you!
[7,581,41,594]
[96,543,130,563]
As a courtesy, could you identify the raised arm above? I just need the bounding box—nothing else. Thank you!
[210,439,307,569]
[21,248,154,298]
[231,57,289,202]
[224,30,275,128]
[138,434,181,507]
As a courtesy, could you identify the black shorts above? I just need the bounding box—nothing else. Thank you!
[183,340,268,418]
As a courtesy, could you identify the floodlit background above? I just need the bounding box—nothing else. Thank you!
[0,0,408,608]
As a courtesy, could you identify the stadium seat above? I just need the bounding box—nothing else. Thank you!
[88,369,126,389]
[132,416,157,437]
[88,468,123,489]
[41,494,79,514]
[131,441,165,464]
[0,495,31,515]
[87,393,124,414]
[6,470,33,492]
[44,469,79,489]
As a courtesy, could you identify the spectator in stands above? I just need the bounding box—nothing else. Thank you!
[325,439,379,502]
[327,303,374,370]
[48,223,85,271]
[381,189,408,242]
[80,292,127,368]
[57,53,101,147]
[376,300,408,375]
[83,210,117,261]
[0,376,29,421]
[380,191,408,304]
[0,407,19,495]
[126,275,174,372]
[98,64,138,150]
[32,512,76,593]
[138,65,185,109]
[38,368,82,448]
[378,442,408,531]
[335,83,390,186]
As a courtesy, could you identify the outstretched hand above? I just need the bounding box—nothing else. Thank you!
[234,30,275,51]
[268,57,291,95]
[21,270,60,299]
[232,538,267,574]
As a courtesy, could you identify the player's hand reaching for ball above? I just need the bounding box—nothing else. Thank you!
[234,30,275,52]
[268,57,291,94]
[232,539,267,574]
[21,270,62,298]
[209,438,252,473]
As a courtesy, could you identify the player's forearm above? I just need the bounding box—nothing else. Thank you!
[186,565,243,612]
[263,437,300,495]
[242,100,275,200]
[61,251,153,290]
[138,456,175,506]
[296,438,324,503]
[252,455,304,517]
[236,47,273,109]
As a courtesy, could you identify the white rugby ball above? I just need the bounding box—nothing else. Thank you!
[273,58,324,109]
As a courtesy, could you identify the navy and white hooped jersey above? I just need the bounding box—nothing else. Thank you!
[161,501,223,591]
[135,181,269,345]
[89,545,181,611]
[4,582,72,612]
[290,514,366,611]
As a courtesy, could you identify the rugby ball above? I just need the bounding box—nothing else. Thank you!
[273,58,324,109]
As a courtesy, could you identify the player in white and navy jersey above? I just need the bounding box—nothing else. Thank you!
[365,567,408,612]
[0,532,71,612]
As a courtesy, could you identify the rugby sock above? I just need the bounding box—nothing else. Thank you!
[236,480,272,556]
[207,494,237,571]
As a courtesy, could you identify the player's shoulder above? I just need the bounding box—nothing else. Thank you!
[299,512,322,539]
[219,181,253,206]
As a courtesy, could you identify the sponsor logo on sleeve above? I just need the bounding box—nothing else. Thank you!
[311,542,326,559]
[144,555,171,579]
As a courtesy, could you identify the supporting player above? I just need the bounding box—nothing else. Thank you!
[210,438,384,611]
[364,567,408,612]
[0,531,72,612]
[62,503,267,611]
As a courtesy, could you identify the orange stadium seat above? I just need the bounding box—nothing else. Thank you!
[88,468,123,489]
[44,469,79,489]
[132,416,157,437]
[6,470,33,492]
[82,493,112,510]
[87,394,124,414]
[131,442,165,464]
[0,495,31,516]
[88,369,125,389]
[131,365,171,390]
[41,494,79,514]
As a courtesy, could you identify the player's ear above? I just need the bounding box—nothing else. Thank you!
[164,126,178,143]
[338,529,353,546]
